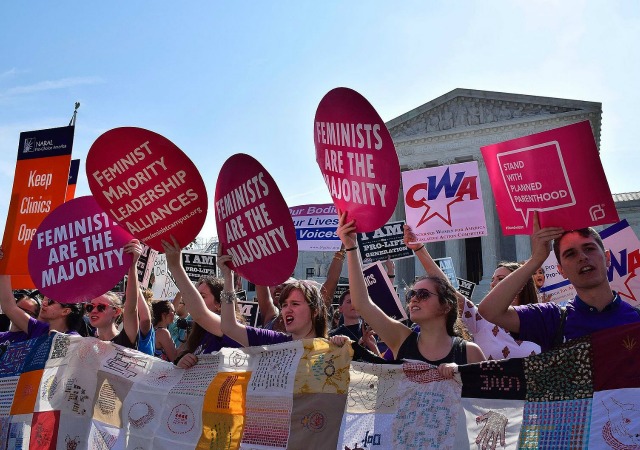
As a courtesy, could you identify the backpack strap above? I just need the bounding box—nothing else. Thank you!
[552,306,568,349]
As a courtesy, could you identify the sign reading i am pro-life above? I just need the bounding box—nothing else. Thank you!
[28,196,134,303]
[86,127,208,251]
[481,121,618,235]
[314,87,400,233]
[215,154,298,286]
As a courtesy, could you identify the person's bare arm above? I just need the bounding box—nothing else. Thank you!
[255,285,278,326]
[320,248,345,307]
[479,216,563,333]
[0,274,30,332]
[337,212,411,355]
[217,251,249,347]
[162,236,223,336]
[123,240,142,344]
[156,327,177,361]
[137,289,152,335]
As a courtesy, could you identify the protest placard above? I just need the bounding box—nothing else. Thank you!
[402,161,487,243]
[357,220,413,264]
[363,261,407,321]
[332,284,350,305]
[238,300,260,327]
[181,251,216,283]
[456,277,476,299]
[27,196,134,303]
[538,252,577,305]
[314,87,400,232]
[136,244,158,289]
[215,154,297,286]
[481,121,618,234]
[65,158,80,202]
[433,257,460,290]
[290,203,341,251]
[600,220,640,307]
[0,125,74,288]
[151,254,179,300]
[86,127,208,251]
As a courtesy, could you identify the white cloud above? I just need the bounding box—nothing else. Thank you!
[0,76,104,98]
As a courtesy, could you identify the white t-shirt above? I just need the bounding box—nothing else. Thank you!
[461,298,541,360]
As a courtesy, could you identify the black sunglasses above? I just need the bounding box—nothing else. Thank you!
[85,304,115,313]
[405,288,437,303]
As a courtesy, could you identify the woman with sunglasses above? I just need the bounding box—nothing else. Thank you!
[337,213,485,378]
[85,239,142,349]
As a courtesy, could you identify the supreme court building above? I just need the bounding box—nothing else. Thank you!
[293,88,640,301]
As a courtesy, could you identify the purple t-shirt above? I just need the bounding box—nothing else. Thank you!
[0,330,29,345]
[246,326,292,347]
[515,292,640,352]
[195,331,242,355]
[27,317,80,339]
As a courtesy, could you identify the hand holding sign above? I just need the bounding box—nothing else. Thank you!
[315,88,400,232]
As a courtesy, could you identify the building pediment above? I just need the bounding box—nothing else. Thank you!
[386,88,602,144]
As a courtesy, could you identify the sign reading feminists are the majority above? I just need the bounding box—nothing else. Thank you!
[28,196,134,303]
[315,87,400,232]
[215,154,297,286]
[0,125,74,288]
[86,127,208,251]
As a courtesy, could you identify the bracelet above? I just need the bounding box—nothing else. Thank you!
[345,246,358,252]
[413,244,425,252]
[220,291,236,304]
[333,250,346,261]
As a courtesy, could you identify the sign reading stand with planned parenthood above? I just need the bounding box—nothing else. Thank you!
[315,87,400,233]
[481,121,618,235]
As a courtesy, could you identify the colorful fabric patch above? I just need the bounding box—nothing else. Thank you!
[346,361,403,414]
[122,386,166,436]
[88,420,124,450]
[242,395,292,448]
[460,397,524,449]
[11,369,43,415]
[202,371,249,415]
[289,393,347,449]
[391,377,461,449]
[170,353,221,397]
[246,341,302,395]
[591,322,640,391]
[337,411,395,450]
[0,376,19,416]
[92,371,133,428]
[198,412,243,450]
[161,395,202,443]
[0,339,33,376]
[461,357,527,400]
[519,399,591,449]
[22,335,53,372]
[294,339,352,394]
[524,337,593,401]
[29,410,60,450]
[588,389,640,449]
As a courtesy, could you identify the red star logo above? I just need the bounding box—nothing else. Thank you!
[416,195,464,227]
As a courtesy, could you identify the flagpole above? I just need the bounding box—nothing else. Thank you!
[69,101,80,126]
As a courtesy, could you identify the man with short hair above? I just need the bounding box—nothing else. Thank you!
[479,220,640,353]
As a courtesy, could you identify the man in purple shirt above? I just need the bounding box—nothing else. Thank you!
[479,219,640,353]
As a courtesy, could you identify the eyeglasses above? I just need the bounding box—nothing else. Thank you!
[405,288,437,303]
[45,298,58,306]
[85,303,115,313]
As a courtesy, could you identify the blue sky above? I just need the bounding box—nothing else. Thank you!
[1,1,638,239]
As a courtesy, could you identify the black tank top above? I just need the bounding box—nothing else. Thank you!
[396,333,467,365]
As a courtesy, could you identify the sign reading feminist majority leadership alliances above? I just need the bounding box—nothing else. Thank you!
[402,161,487,243]
[215,154,297,286]
[0,126,74,288]
[481,121,618,235]
[290,203,341,251]
[315,87,400,232]
[27,196,134,303]
[86,127,208,251]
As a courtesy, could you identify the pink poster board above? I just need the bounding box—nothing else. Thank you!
[481,121,618,235]
[86,127,208,251]
[314,87,400,232]
[215,154,298,286]
[402,161,487,242]
[28,196,134,303]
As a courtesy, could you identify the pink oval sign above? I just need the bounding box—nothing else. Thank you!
[314,87,400,232]
[28,196,134,303]
[215,154,297,286]
[86,127,208,251]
